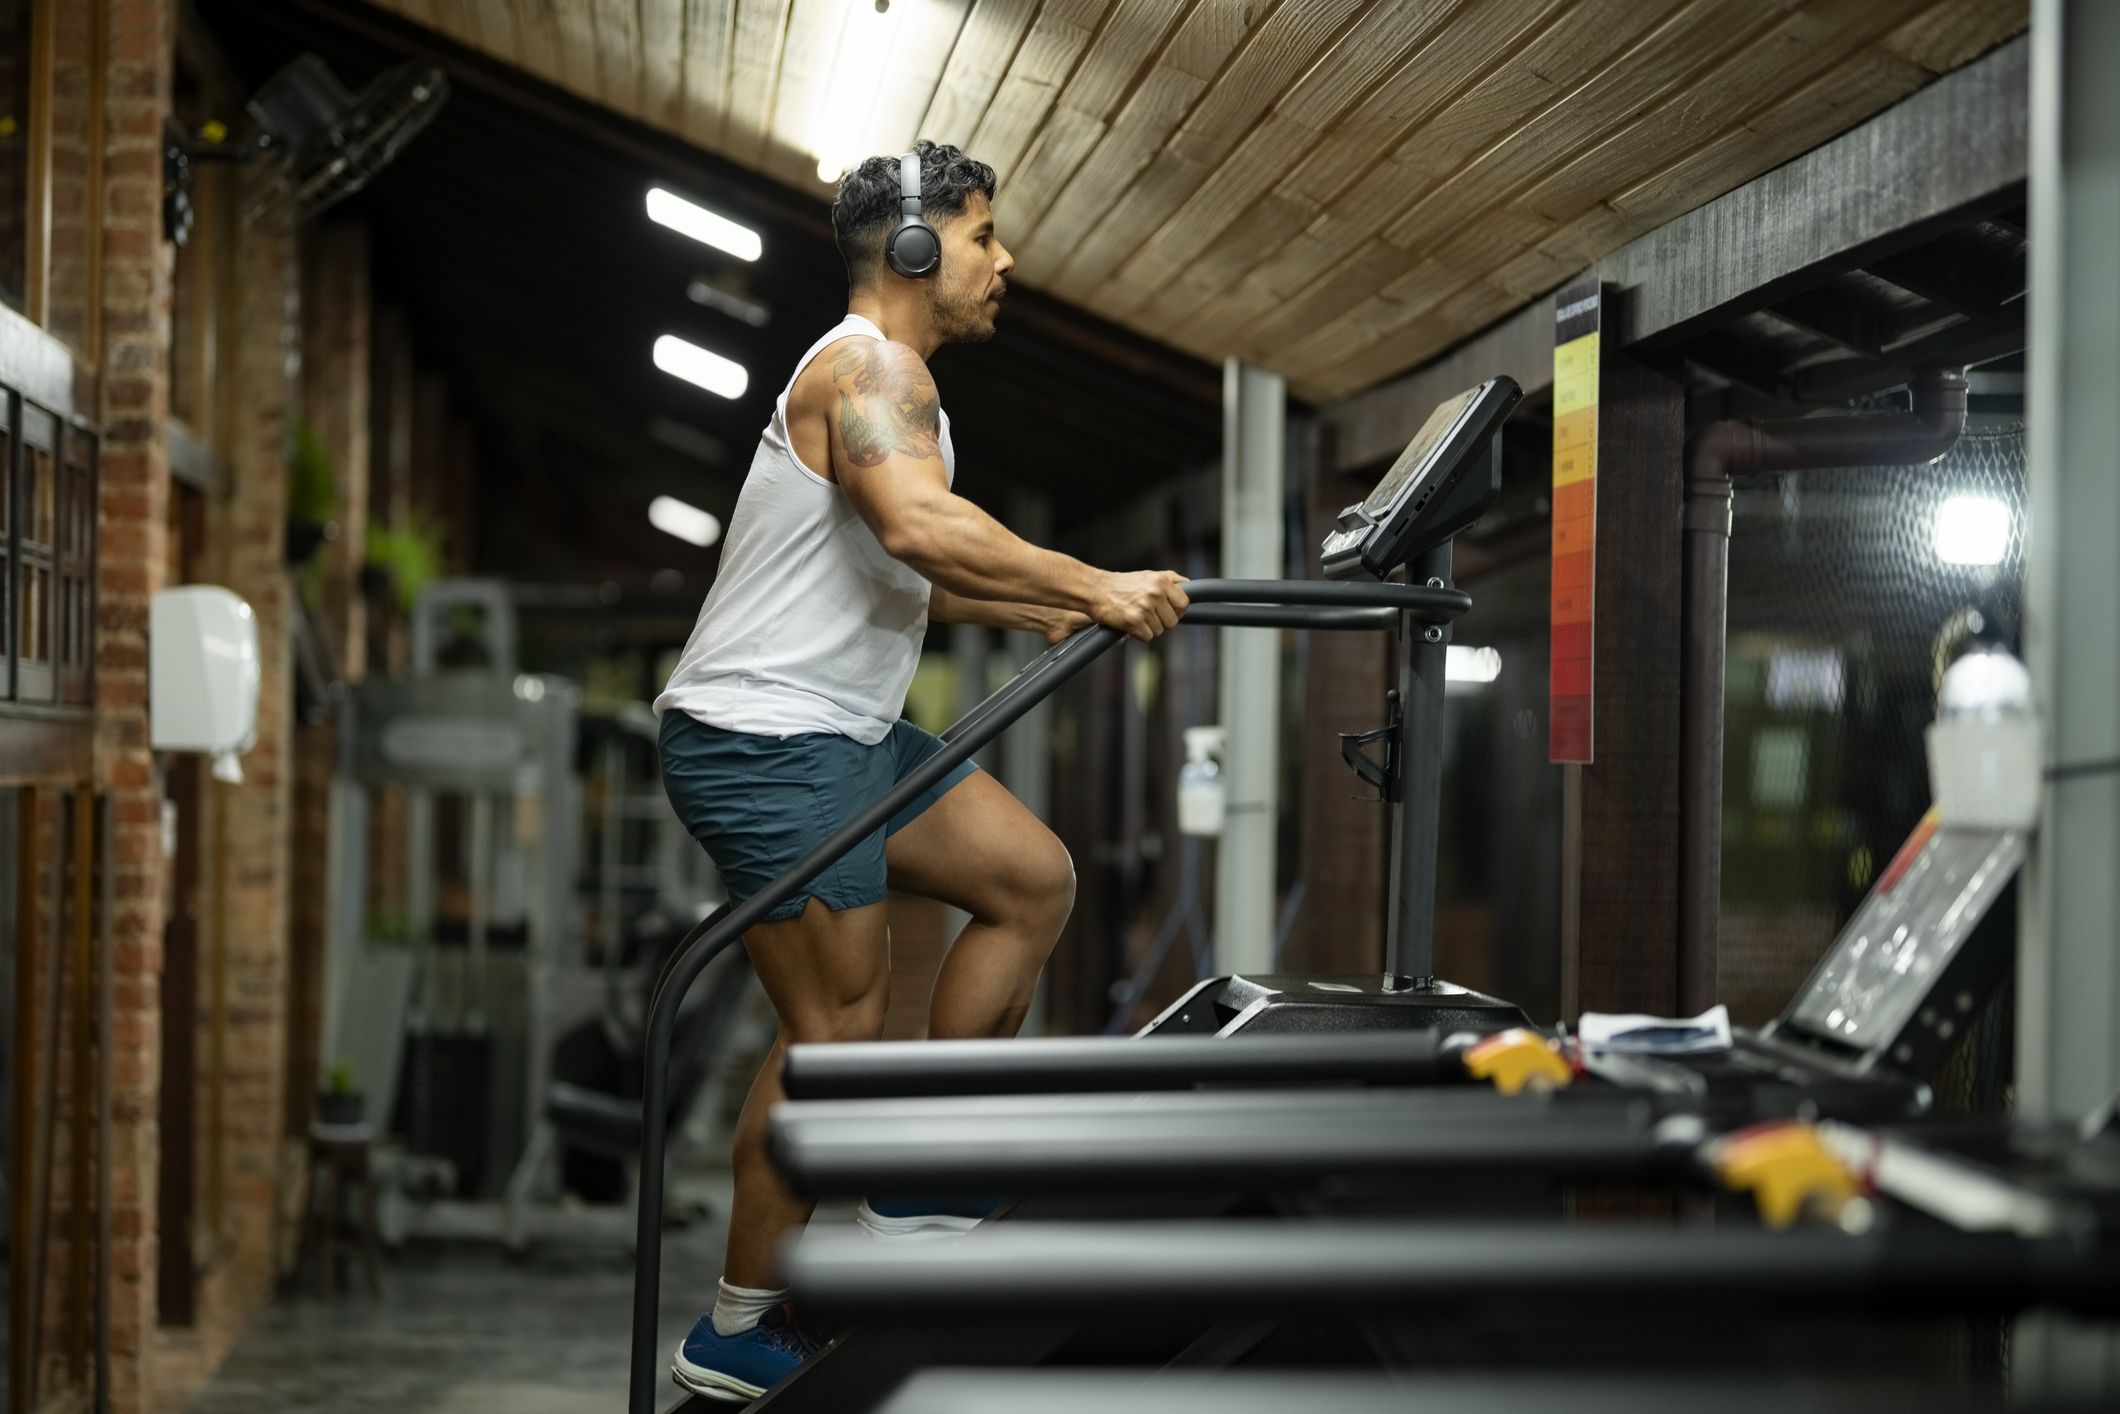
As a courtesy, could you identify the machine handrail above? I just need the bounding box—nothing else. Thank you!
[627,577,1460,1412]
[1181,578,1469,615]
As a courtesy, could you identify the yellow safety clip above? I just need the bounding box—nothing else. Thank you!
[1712,1124,1863,1229]
[1463,1029,1573,1094]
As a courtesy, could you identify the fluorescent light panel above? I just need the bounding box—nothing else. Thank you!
[654,335,748,400]
[645,188,762,262]
[649,495,722,548]
[1933,493,2011,567]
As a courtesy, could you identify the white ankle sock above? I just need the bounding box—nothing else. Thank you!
[711,1278,787,1337]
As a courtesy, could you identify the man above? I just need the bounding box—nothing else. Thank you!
[654,139,1190,1401]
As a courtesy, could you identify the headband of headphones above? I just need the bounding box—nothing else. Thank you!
[898,152,923,219]
[885,151,941,279]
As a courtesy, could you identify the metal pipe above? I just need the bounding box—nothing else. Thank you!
[1678,367,1969,1013]
[1217,359,1288,978]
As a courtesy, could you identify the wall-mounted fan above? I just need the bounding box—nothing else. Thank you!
[165,53,448,245]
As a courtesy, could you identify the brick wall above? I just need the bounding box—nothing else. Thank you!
[92,3,177,1410]
[45,0,98,353]
[151,215,303,1407]
[64,3,312,1406]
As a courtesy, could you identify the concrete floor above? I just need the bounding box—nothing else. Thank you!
[187,1216,730,1413]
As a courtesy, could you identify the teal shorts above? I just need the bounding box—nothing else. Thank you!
[657,711,977,922]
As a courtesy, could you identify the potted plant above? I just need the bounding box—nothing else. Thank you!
[286,422,338,566]
[317,1058,365,1128]
[364,515,448,614]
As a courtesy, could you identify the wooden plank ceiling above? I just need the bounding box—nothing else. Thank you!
[207,0,1227,603]
[367,0,2025,403]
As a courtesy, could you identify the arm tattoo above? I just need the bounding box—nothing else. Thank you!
[831,342,941,468]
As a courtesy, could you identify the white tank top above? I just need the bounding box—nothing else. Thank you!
[654,315,954,744]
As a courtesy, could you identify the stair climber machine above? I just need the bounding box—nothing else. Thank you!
[755,589,2063,1408]
[1150,373,1529,1038]
[750,410,2057,1404]
[626,376,1529,1411]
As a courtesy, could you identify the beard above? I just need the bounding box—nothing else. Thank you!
[930,282,999,344]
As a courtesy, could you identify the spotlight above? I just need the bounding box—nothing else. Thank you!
[1933,494,2011,567]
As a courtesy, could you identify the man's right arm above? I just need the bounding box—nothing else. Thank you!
[823,339,1189,641]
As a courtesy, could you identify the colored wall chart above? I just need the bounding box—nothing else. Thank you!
[1550,282,1601,764]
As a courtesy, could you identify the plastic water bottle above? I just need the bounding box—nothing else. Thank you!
[1927,644,2041,830]
[1177,725,1227,837]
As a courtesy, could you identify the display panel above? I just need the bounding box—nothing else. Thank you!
[1360,387,1481,518]
[1322,376,1517,582]
[1783,821,2024,1052]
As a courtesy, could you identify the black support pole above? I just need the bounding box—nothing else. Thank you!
[1389,542,1454,986]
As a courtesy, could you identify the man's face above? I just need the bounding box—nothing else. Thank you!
[926,192,1013,345]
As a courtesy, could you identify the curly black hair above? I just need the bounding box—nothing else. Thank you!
[830,138,997,287]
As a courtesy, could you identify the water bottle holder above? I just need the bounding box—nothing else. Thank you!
[1338,688,1401,803]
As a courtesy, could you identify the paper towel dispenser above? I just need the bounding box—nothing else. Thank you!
[151,586,261,783]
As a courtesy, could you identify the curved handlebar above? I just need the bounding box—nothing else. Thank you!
[1180,578,1469,619]
[627,578,1460,1410]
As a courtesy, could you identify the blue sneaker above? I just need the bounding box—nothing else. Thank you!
[857,1195,1007,1240]
[671,1306,819,1402]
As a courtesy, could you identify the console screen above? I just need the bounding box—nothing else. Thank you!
[1783,825,2024,1051]
[1360,386,1481,518]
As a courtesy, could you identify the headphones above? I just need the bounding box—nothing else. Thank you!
[883,151,941,279]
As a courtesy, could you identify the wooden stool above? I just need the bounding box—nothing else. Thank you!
[307,1122,383,1297]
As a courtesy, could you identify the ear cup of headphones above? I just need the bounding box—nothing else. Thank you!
[886,150,940,278]
[887,221,941,278]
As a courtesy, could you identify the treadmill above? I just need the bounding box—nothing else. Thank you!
[628,377,1536,1413]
